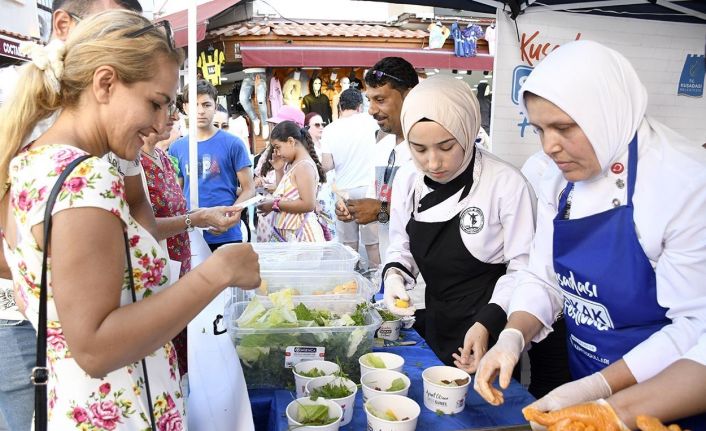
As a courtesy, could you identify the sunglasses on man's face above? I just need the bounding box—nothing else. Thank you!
[214,122,229,129]
[368,69,405,84]
[126,20,176,52]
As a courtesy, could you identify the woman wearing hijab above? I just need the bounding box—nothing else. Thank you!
[474,41,706,429]
[381,75,536,367]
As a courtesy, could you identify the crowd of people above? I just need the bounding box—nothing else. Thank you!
[0,1,704,430]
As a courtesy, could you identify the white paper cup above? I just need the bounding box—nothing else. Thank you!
[377,319,402,341]
[293,360,340,399]
[361,369,411,402]
[421,365,471,414]
[305,376,358,426]
[286,397,342,431]
[364,394,420,431]
[358,352,404,378]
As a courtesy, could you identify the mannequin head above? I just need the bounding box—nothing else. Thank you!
[340,77,350,92]
[312,77,322,96]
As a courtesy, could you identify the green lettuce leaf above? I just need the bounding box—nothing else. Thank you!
[387,377,406,392]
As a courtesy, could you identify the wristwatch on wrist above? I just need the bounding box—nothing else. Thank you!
[377,201,390,224]
[184,213,194,232]
[272,198,282,213]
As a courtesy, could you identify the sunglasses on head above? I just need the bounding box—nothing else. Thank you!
[126,20,176,52]
[214,122,229,129]
[368,69,405,84]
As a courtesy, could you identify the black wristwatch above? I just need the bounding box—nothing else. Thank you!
[377,201,390,224]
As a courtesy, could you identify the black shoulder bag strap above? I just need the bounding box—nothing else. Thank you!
[34,154,156,431]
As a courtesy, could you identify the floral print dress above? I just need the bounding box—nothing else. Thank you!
[6,145,185,430]
[141,148,190,377]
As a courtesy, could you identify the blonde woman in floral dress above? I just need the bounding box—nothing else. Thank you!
[0,10,260,430]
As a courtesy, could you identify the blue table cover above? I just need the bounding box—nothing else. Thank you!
[248,329,535,431]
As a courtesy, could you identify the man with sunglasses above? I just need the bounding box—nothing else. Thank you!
[335,58,418,259]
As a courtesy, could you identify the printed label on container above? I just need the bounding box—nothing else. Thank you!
[284,346,325,368]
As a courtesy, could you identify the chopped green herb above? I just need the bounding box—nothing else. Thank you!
[298,367,327,378]
[309,381,353,399]
[435,409,445,416]
[377,308,398,322]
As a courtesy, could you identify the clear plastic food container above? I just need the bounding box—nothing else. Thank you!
[251,242,359,272]
[225,296,382,389]
[230,271,378,304]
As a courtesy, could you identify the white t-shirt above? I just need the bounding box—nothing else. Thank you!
[366,134,412,262]
[320,113,378,189]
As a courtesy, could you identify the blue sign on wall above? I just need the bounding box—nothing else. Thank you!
[678,54,705,97]
[511,65,534,105]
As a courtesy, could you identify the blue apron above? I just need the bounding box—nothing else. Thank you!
[553,135,705,428]
[553,135,669,378]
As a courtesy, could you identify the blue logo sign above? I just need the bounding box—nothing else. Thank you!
[511,65,533,105]
[678,54,705,97]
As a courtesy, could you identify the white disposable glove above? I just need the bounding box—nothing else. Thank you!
[473,328,525,406]
[526,371,612,412]
[383,273,415,317]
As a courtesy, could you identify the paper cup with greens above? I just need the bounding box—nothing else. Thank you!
[358,352,404,378]
[293,360,340,399]
[365,394,420,431]
[360,369,410,402]
[286,397,342,431]
[305,375,358,426]
[376,308,402,341]
[421,365,471,414]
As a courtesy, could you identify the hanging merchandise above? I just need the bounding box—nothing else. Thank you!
[427,21,451,49]
[463,24,484,57]
[239,68,269,139]
[484,22,497,56]
[450,22,464,57]
[283,70,302,107]
[269,75,284,117]
[302,75,332,124]
[198,46,226,85]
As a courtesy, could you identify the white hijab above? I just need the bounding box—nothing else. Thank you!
[401,75,481,183]
[519,40,648,178]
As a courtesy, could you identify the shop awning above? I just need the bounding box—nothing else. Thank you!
[0,29,33,61]
[240,45,493,70]
[158,0,241,48]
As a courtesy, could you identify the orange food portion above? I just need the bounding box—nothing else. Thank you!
[332,280,357,294]
[523,403,626,431]
[636,416,685,431]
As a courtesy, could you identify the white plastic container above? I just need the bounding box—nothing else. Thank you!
[248,271,377,301]
[365,394,420,431]
[360,369,410,402]
[225,297,382,388]
[293,360,341,399]
[252,242,359,272]
[421,366,471,414]
[286,397,343,431]
[359,352,404,378]
[305,375,358,426]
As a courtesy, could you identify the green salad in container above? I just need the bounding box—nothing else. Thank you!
[230,289,380,388]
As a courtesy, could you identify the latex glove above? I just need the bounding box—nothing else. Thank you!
[523,399,629,431]
[473,328,524,406]
[383,273,415,316]
[526,372,612,412]
[452,322,489,374]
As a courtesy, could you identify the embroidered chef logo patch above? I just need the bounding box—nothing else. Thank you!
[460,207,484,234]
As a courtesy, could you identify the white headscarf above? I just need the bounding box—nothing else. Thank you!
[401,75,481,182]
[519,40,648,177]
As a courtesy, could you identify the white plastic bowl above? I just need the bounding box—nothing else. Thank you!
[360,369,410,402]
[364,394,420,431]
[293,360,340,399]
[358,352,404,378]
[305,375,358,426]
[286,397,342,431]
[421,365,471,414]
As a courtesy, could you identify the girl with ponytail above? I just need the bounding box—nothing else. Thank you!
[256,120,326,242]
